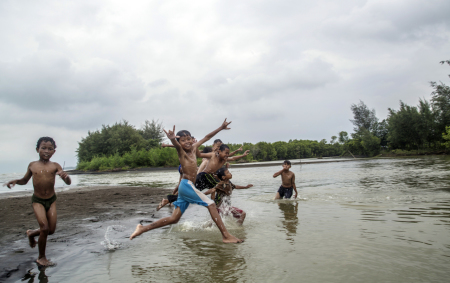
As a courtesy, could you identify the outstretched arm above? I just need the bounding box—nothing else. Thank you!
[56,163,71,185]
[227,150,250,161]
[6,165,33,188]
[192,118,232,149]
[196,147,215,159]
[235,184,253,189]
[164,126,184,155]
[228,146,243,157]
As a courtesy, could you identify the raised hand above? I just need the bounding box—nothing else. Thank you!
[246,184,253,188]
[237,146,243,152]
[164,126,179,140]
[243,150,250,156]
[221,118,232,130]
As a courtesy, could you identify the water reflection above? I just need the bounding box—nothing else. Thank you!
[21,266,48,283]
[278,202,299,243]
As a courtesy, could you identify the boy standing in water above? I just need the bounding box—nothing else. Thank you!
[130,119,243,243]
[204,167,253,225]
[6,137,71,266]
[195,144,249,191]
[273,160,297,199]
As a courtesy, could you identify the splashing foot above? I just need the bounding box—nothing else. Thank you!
[130,224,145,240]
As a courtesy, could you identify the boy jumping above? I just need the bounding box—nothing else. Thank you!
[273,160,297,199]
[130,119,243,243]
[6,137,71,266]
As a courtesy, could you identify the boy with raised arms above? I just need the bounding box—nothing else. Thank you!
[273,160,297,199]
[195,144,249,191]
[6,137,71,266]
[130,119,243,243]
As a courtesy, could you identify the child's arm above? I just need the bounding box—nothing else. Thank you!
[192,119,231,149]
[292,173,297,199]
[172,174,182,194]
[196,147,215,159]
[273,165,289,178]
[234,184,253,189]
[56,163,71,185]
[161,143,174,148]
[227,150,250,161]
[228,146,243,157]
[204,188,216,195]
[6,165,33,188]
[164,126,184,156]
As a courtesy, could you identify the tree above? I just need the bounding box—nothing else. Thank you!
[430,60,450,138]
[139,119,165,143]
[350,100,378,133]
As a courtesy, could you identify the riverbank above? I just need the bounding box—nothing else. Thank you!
[0,186,171,280]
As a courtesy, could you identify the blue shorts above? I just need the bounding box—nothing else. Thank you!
[173,179,214,214]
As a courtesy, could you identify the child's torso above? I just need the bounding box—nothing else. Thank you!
[30,161,58,199]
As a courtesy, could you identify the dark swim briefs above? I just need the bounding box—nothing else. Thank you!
[31,194,57,212]
[277,186,293,199]
[167,194,178,203]
[195,172,219,191]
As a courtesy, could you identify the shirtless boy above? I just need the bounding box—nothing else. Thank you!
[195,144,249,191]
[130,119,243,243]
[273,160,297,199]
[204,167,253,225]
[6,137,71,266]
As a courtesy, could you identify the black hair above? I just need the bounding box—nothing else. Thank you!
[213,139,222,144]
[36,137,57,149]
[176,130,191,142]
[218,144,229,151]
[216,167,228,180]
[284,160,291,165]
[202,147,212,153]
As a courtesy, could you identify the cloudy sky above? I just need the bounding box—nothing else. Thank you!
[1,0,449,173]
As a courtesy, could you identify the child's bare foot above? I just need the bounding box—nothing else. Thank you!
[156,199,169,211]
[36,257,50,266]
[130,224,145,240]
[26,230,36,248]
[222,235,244,244]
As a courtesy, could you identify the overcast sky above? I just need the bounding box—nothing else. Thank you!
[1,0,449,173]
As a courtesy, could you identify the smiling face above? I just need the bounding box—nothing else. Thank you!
[36,141,55,161]
[178,135,193,151]
[218,148,230,160]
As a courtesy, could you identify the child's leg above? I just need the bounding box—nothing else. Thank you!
[130,207,183,240]
[30,203,54,266]
[274,192,281,199]
[231,207,246,225]
[157,198,169,211]
[206,204,243,243]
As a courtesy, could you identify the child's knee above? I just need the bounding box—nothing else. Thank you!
[40,226,49,235]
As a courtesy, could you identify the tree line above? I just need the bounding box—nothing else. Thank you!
[76,60,450,170]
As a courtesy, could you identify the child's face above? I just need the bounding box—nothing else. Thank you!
[283,163,291,170]
[218,148,230,160]
[212,142,222,151]
[222,170,232,180]
[37,141,55,161]
[178,135,193,151]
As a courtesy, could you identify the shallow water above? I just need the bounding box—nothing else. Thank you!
[2,156,450,282]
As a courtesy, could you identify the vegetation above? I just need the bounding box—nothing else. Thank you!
[76,60,450,171]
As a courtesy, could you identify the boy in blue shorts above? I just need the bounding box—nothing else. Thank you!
[130,119,243,243]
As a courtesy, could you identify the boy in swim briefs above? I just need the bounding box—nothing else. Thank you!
[204,167,253,225]
[130,119,243,243]
[6,137,71,266]
[195,144,249,191]
[273,160,297,199]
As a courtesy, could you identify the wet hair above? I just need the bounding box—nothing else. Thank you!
[216,167,228,180]
[36,137,57,149]
[218,144,229,151]
[176,130,191,142]
[213,139,222,144]
[202,147,212,153]
[284,160,291,166]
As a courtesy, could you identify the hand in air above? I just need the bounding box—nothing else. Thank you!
[221,118,232,130]
[247,184,253,188]
[164,126,179,140]
[237,146,243,152]
[5,180,17,189]
[243,150,250,156]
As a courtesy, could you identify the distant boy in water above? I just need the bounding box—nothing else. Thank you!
[195,144,249,191]
[130,119,243,243]
[5,137,71,266]
[273,160,297,199]
[204,167,253,225]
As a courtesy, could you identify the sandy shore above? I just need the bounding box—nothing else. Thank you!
[0,186,171,248]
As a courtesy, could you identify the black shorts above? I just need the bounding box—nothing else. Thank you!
[195,172,219,191]
[277,186,293,199]
[167,194,178,203]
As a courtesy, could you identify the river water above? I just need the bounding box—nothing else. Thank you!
[2,156,450,282]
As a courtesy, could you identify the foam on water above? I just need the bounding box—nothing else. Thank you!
[101,225,127,250]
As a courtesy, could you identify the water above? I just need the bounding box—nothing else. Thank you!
[2,156,450,282]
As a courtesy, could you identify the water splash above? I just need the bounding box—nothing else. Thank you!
[101,225,126,250]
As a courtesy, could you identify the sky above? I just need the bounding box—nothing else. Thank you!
[1,0,449,173]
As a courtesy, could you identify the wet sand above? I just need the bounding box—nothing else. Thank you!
[0,186,171,280]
